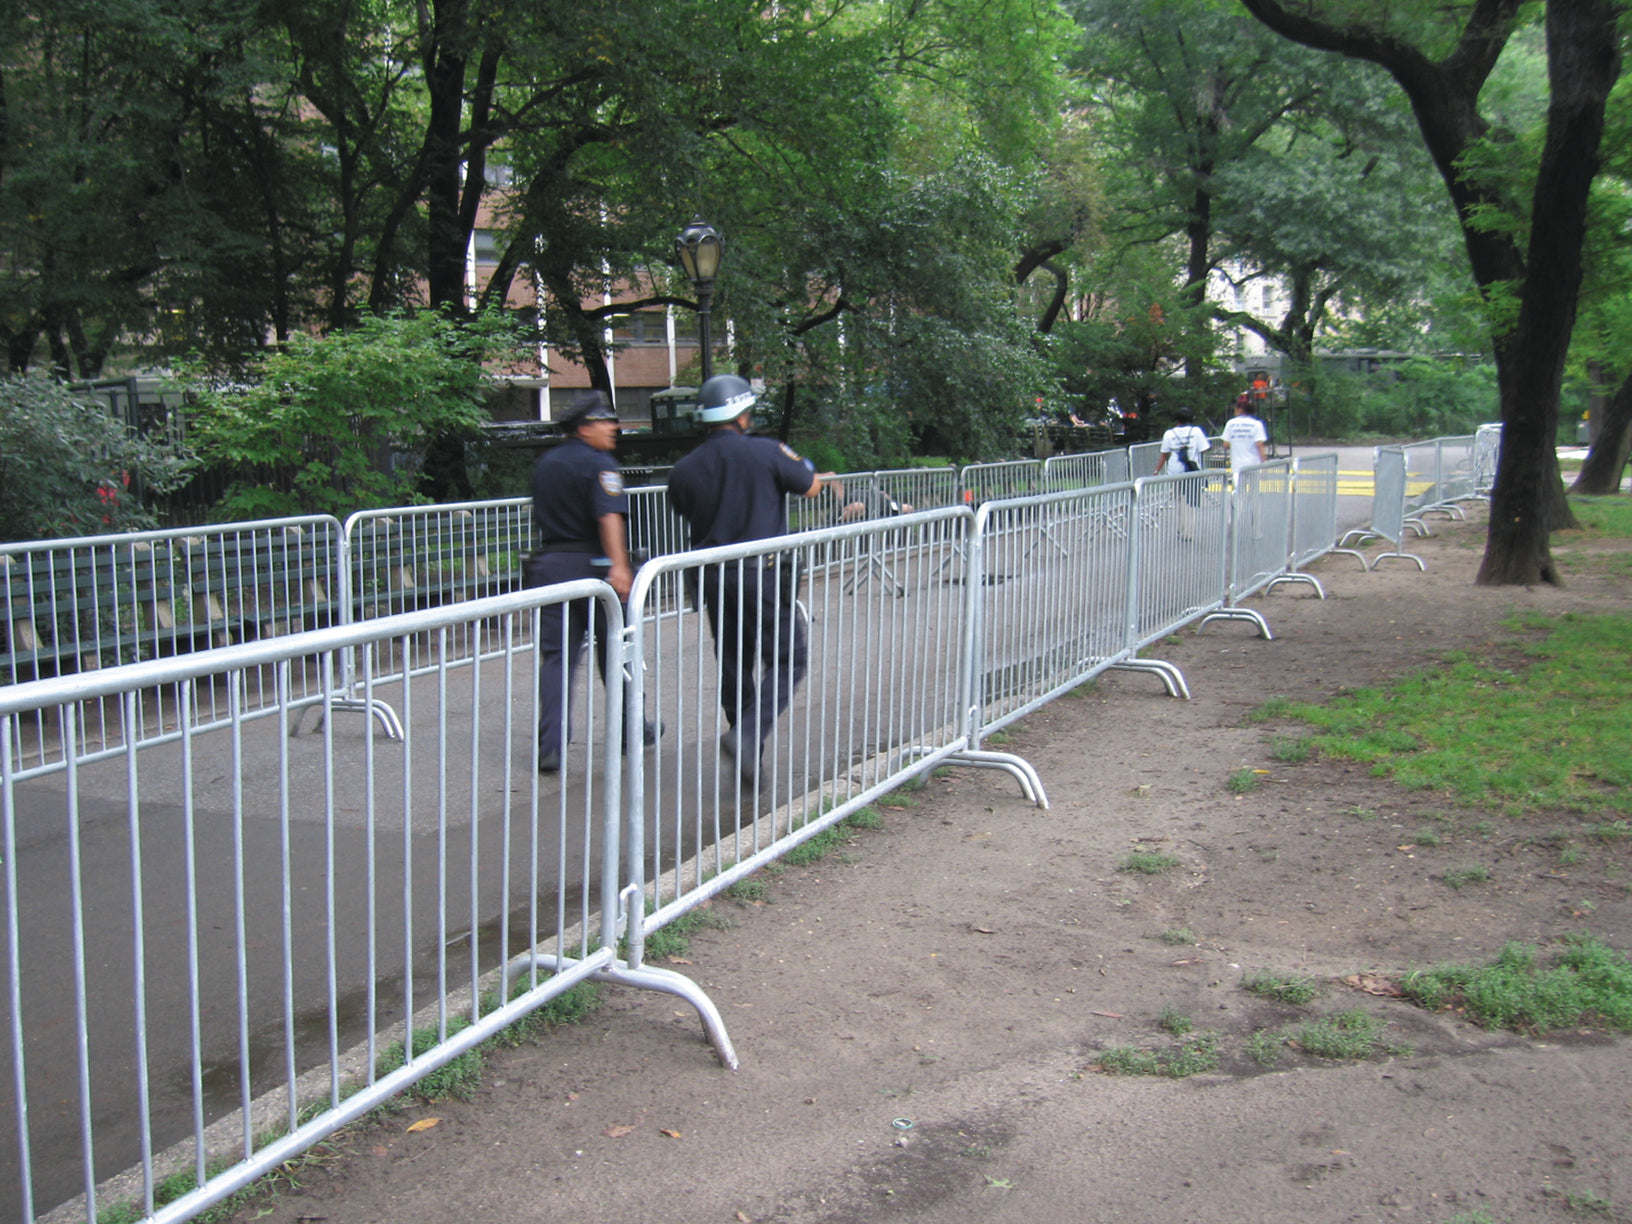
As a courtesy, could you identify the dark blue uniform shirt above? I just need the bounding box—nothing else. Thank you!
[667,428,815,547]
[531,437,628,548]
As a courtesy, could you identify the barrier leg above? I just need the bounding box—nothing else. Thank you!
[947,747,1050,809]
[1266,571,1325,599]
[1108,658,1191,699]
[1198,606,1274,639]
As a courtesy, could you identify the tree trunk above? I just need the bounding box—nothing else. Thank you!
[1570,370,1632,494]
[1239,0,1618,586]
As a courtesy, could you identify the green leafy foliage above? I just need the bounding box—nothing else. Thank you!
[1402,936,1632,1034]
[0,374,192,542]
[186,312,514,519]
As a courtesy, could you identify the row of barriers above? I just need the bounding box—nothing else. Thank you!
[1,430,1500,1224]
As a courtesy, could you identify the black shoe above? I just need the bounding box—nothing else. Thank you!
[644,719,663,746]
[538,749,561,774]
[721,728,760,783]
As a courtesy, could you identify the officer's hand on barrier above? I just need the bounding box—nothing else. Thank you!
[840,501,867,522]
[608,560,633,602]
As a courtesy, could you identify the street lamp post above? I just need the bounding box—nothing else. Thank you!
[674,217,724,383]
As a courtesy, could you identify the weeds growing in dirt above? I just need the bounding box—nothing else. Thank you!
[1242,972,1322,1005]
[1413,827,1444,847]
[1270,736,1313,763]
[1158,927,1198,945]
[1120,850,1181,875]
[1401,935,1632,1034]
[1157,1006,1194,1035]
[1096,1032,1219,1078]
[1226,767,1260,794]
[726,878,770,903]
[1441,866,1490,890]
[1292,1009,1393,1059]
[1244,612,1632,816]
[1246,1028,1284,1067]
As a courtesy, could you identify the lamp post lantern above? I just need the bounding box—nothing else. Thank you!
[675,217,724,383]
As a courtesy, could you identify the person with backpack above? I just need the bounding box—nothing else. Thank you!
[1153,407,1209,476]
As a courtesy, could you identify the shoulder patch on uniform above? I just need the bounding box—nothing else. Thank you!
[599,470,624,497]
[778,443,801,461]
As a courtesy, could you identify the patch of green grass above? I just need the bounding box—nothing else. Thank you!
[725,877,770,903]
[1473,819,1496,837]
[847,805,885,828]
[1247,695,1296,723]
[1413,827,1444,847]
[1564,495,1632,541]
[1559,1189,1615,1215]
[1441,866,1490,890]
[1226,767,1260,794]
[1442,1209,1504,1224]
[1156,1006,1193,1036]
[1587,820,1632,842]
[1097,1032,1219,1078]
[1292,1008,1390,1059]
[1348,805,1379,821]
[1559,846,1588,867]
[1270,735,1313,763]
[1246,1028,1285,1067]
[640,904,733,960]
[1401,935,1632,1034]
[1120,850,1181,875]
[1260,612,1632,815]
[1242,971,1322,1006]
[1158,927,1198,946]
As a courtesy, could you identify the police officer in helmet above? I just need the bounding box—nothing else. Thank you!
[667,374,834,781]
[526,388,657,772]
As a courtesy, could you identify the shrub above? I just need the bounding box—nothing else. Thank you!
[0,374,191,542]
[185,311,517,519]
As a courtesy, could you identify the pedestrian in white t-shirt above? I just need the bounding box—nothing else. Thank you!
[1153,407,1209,476]
[1221,398,1268,475]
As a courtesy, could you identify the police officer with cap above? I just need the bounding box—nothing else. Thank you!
[526,388,655,772]
[667,374,834,781]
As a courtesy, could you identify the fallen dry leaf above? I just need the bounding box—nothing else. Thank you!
[659,1128,682,1139]
[604,1122,637,1138]
[665,956,693,964]
[971,925,995,934]
[1088,1010,1125,1019]
[737,1214,752,1223]
[405,1117,440,1134]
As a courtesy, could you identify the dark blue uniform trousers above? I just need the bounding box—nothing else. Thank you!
[699,560,808,755]
[525,551,614,759]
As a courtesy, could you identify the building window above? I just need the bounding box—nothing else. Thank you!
[608,310,672,346]
[473,229,502,265]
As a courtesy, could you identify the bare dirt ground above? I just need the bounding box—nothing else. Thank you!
[229,503,1632,1224]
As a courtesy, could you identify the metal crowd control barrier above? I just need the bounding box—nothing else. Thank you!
[1342,446,1426,571]
[969,484,1138,737]
[616,511,1046,1057]
[1227,460,1311,603]
[1434,434,1480,506]
[1,581,630,1224]
[1128,441,1163,478]
[960,459,1043,506]
[1135,471,1271,688]
[1042,449,1123,490]
[1,516,344,775]
[1276,453,1367,597]
[1474,423,1502,495]
[872,466,960,511]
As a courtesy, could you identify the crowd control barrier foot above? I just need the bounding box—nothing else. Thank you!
[950,748,1050,808]
[1109,658,1191,699]
[505,954,739,1070]
[1198,607,1274,640]
[289,694,405,740]
[1266,571,1325,599]
[1368,549,1426,572]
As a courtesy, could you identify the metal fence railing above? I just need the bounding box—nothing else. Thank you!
[1343,446,1427,571]
[18,430,1522,1224]
[0,516,344,775]
[2,581,627,1224]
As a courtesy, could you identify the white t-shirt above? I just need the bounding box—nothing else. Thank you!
[1159,425,1208,471]
[1221,414,1268,472]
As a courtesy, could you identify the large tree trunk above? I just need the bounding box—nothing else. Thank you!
[1238,0,1619,586]
[1477,0,1618,581]
[1571,370,1632,494]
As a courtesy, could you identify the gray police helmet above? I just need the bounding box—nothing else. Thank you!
[698,374,757,424]
[559,389,618,430]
